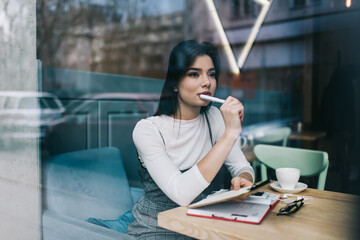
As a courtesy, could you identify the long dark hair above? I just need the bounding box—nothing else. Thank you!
[155,40,220,116]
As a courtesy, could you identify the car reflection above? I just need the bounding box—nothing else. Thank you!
[44,92,160,156]
[64,92,159,116]
[0,91,65,140]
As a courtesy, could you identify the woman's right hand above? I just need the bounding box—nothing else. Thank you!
[220,96,244,139]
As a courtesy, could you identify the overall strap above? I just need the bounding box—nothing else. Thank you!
[204,112,214,146]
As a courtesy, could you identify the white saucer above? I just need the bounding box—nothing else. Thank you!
[270,181,308,193]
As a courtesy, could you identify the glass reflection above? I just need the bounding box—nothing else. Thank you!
[33,1,359,238]
[1,0,359,239]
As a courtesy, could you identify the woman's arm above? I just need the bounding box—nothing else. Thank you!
[133,120,210,206]
[197,130,239,182]
[197,96,248,183]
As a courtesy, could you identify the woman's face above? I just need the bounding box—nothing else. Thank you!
[176,55,217,116]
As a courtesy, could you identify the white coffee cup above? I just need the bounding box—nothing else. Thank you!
[276,168,300,190]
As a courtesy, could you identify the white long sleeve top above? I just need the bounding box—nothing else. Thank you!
[132,106,254,206]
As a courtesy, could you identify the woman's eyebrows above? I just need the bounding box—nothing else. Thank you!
[186,67,201,71]
[186,67,215,72]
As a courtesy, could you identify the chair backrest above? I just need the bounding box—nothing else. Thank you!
[248,127,291,146]
[42,147,134,220]
[254,144,329,190]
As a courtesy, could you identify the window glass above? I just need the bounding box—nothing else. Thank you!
[4,97,17,109]
[18,97,38,109]
[18,1,360,239]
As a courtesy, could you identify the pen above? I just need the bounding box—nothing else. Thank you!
[231,214,248,217]
[250,179,271,191]
[200,94,225,104]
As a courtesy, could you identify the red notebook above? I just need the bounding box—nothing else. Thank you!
[187,186,280,224]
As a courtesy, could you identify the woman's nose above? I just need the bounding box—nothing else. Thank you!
[201,75,211,87]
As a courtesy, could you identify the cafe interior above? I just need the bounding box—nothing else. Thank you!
[1,0,360,239]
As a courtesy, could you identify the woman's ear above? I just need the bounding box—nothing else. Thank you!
[174,87,178,92]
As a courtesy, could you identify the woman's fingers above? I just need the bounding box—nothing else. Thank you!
[239,177,253,188]
[230,177,252,202]
[221,96,244,122]
[231,176,253,191]
[231,176,241,190]
[220,96,245,137]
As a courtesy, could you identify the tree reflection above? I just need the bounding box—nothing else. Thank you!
[36,0,184,78]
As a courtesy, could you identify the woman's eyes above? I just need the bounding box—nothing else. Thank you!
[188,72,199,77]
[187,72,216,78]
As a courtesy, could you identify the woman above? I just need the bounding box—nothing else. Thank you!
[127,40,254,239]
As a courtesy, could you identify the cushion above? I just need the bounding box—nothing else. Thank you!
[42,147,134,220]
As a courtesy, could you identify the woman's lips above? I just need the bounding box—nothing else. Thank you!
[199,92,211,96]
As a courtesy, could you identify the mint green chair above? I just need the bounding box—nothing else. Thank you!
[254,144,329,190]
[248,127,291,181]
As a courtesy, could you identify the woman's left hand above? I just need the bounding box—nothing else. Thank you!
[230,176,253,191]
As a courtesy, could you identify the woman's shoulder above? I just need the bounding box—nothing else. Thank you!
[133,116,163,142]
[134,115,171,133]
[134,116,161,130]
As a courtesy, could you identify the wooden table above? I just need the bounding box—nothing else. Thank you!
[288,131,326,149]
[288,131,326,142]
[158,186,360,240]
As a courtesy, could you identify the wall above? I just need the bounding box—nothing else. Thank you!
[0,0,40,239]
